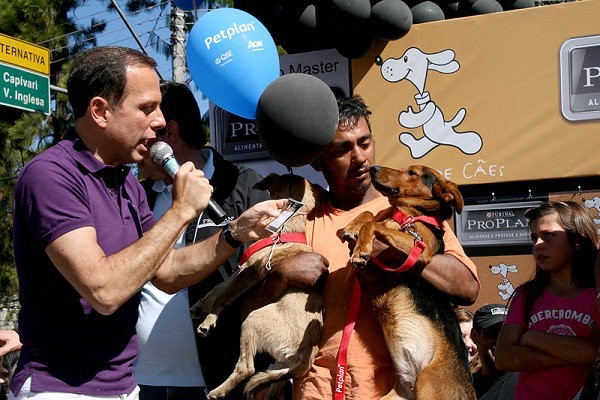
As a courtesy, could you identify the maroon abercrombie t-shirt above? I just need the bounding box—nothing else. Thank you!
[11,128,155,396]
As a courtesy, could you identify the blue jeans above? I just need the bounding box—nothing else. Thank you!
[138,385,207,400]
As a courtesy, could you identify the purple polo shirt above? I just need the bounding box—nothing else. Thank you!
[11,128,155,395]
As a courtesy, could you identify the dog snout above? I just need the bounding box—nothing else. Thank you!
[370,166,381,174]
[375,56,383,66]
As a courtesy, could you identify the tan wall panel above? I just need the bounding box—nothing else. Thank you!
[352,1,600,185]
[468,254,536,312]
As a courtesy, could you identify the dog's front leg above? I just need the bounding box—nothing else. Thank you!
[343,211,375,241]
[207,326,258,399]
[350,221,378,268]
[374,223,434,267]
[399,103,435,129]
[352,220,423,268]
[195,266,261,336]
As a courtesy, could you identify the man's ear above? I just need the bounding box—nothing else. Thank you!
[164,120,180,145]
[90,97,109,128]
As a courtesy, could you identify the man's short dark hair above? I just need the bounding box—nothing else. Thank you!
[67,46,157,119]
[337,95,372,131]
[159,82,205,150]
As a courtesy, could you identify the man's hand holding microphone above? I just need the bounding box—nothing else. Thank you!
[148,141,287,245]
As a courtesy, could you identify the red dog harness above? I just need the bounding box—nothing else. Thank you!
[370,208,442,273]
[238,232,307,269]
[335,210,443,399]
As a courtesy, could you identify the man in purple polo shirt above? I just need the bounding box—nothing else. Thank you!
[9,46,286,400]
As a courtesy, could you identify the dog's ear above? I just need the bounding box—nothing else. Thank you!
[311,182,329,204]
[430,170,464,215]
[426,49,458,74]
[253,173,278,191]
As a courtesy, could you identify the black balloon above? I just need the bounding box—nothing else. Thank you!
[471,0,503,13]
[370,0,413,40]
[298,3,318,30]
[411,1,445,23]
[256,74,339,167]
[444,1,466,18]
[330,0,372,24]
[499,0,534,9]
[288,2,338,54]
[431,0,457,7]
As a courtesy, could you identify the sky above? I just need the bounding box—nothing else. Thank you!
[67,0,209,113]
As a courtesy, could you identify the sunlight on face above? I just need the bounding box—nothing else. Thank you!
[103,66,165,165]
[459,320,477,362]
[530,213,575,274]
[321,117,375,199]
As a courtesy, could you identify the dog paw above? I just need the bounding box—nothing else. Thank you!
[208,388,228,400]
[197,314,218,337]
[342,227,359,242]
[350,252,370,268]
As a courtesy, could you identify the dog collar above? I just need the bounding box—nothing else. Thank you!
[238,233,307,267]
[392,209,442,229]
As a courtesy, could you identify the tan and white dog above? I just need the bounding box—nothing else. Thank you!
[192,174,327,400]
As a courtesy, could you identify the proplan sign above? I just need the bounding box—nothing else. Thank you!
[0,33,50,115]
[560,35,600,121]
[455,201,542,247]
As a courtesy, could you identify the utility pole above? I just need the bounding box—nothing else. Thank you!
[171,6,187,83]
[111,0,163,80]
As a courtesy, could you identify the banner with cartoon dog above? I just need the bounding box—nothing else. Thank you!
[352,1,600,185]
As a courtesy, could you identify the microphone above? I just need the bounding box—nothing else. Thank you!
[150,142,230,224]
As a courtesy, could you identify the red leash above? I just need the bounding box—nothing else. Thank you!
[238,232,307,266]
[334,210,442,398]
[334,270,362,400]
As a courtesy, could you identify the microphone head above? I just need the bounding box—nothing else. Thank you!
[150,141,173,164]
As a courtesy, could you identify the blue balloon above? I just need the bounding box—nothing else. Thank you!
[172,0,199,10]
[187,8,280,119]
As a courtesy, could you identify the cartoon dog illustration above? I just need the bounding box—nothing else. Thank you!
[583,196,600,227]
[490,263,518,301]
[583,196,600,215]
[376,48,483,158]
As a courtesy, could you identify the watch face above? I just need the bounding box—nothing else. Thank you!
[560,35,600,121]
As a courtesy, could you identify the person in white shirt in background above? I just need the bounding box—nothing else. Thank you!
[135,81,270,400]
[135,81,212,400]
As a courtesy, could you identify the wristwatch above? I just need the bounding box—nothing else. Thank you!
[221,225,243,248]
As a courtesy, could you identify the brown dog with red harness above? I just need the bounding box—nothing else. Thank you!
[342,165,476,400]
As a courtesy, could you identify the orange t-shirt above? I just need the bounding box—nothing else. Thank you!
[292,195,478,399]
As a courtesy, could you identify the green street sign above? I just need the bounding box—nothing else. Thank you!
[0,61,50,115]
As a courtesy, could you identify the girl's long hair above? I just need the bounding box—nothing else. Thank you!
[509,201,599,320]
[455,308,481,373]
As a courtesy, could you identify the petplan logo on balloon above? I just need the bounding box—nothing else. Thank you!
[204,21,265,65]
[186,8,279,119]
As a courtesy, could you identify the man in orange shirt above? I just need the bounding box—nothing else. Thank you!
[269,95,479,399]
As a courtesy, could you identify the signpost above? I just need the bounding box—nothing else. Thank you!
[0,33,50,115]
